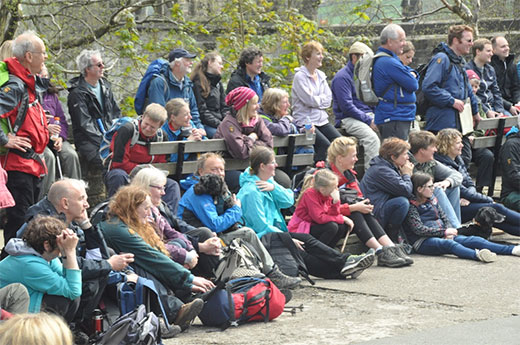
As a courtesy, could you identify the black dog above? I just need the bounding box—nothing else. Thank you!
[193,174,234,210]
[457,206,506,239]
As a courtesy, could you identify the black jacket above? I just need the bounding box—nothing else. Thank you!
[192,72,229,129]
[67,75,121,165]
[499,131,520,199]
[434,153,493,204]
[225,66,270,95]
[490,54,520,111]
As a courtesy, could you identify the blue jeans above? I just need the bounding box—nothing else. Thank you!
[417,235,514,260]
[379,196,409,229]
[462,202,520,236]
[204,125,217,139]
[434,187,461,228]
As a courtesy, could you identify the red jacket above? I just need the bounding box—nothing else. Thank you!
[329,162,363,216]
[294,187,344,225]
[0,57,49,177]
[110,121,166,173]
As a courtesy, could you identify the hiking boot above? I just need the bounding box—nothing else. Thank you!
[279,288,293,304]
[174,298,204,331]
[72,329,90,345]
[377,246,407,268]
[160,318,182,339]
[267,266,301,289]
[475,249,497,263]
[392,244,414,265]
[341,249,375,278]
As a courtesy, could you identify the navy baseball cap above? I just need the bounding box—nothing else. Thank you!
[168,48,196,62]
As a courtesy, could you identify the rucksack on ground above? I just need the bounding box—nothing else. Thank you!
[353,51,393,107]
[198,277,286,329]
[99,116,163,168]
[213,238,264,283]
[134,59,170,115]
[93,304,161,345]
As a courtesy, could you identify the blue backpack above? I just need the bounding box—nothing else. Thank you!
[134,59,170,115]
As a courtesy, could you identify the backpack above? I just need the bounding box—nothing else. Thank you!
[93,304,162,345]
[213,238,264,283]
[134,59,170,115]
[353,51,394,107]
[99,116,163,168]
[260,232,314,285]
[198,277,285,329]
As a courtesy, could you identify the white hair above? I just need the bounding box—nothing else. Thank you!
[380,24,404,45]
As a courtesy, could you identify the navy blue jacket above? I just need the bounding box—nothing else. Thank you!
[465,60,505,114]
[372,47,418,124]
[422,43,478,131]
[331,61,374,126]
[359,155,413,220]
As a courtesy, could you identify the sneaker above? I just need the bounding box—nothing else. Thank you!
[475,249,497,263]
[267,266,301,289]
[512,245,520,256]
[392,244,414,265]
[174,298,204,331]
[160,318,182,339]
[341,250,375,278]
[377,246,407,268]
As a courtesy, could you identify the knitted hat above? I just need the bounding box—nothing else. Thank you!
[225,87,257,111]
[466,69,480,81]
[349,42,373,56]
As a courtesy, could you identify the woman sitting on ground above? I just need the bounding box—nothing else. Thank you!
[327,136,411,267]
[237,146,375,279]
[99,185,214,332]
[0,216,81,322]
[191,52,229,138]
[404,172,520,262]
[435,128,520,236]
[131,166,221,278]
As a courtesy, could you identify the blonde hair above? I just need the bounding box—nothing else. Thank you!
[165,98,189,121]
[261,88,289,118]
[327,136,358,165]
[295,168,337,206]
[236,94,259,125]
[0,312,73,345]
[0,40,14,60]
[436,128,462,156]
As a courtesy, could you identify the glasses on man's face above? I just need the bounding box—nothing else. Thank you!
[96,62,104,68]
[149,185,166,192]
[30,51,47,57]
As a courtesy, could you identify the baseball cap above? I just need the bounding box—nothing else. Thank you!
[168,48,196,62]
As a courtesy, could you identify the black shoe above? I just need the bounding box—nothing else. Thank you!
[174,298,204,331]
[377,246,407,268]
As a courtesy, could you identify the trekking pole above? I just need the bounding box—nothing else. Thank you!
[340,226,353,253]
[56,153,63,179]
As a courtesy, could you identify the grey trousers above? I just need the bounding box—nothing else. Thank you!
[341,116,381,170]
[40,142,82,199]
[0,283,30,315]
[219,227,275,274]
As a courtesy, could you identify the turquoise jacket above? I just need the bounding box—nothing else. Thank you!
[237,169,294,238]
[99,217,193,291]
[0,239,82,313]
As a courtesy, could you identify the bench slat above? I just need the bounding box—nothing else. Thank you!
[474,116,518,130]
[471,136,506,149]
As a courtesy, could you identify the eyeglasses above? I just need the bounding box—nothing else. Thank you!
[423,184,435,190]
[96,62,104,68]
[149,185,166,191]
[30,51,47,57]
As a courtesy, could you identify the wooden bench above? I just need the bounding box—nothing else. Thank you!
[149,134,315,180]
[471,116,519,197]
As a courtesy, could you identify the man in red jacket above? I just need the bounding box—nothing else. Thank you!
[0,31,50,258]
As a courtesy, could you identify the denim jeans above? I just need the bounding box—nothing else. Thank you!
[434,187,461,228]
[204,125,217,139]
[462,202,520,236]
[379,196,410,229]
[417,235,514,260]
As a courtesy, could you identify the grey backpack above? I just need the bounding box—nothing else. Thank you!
[353,51,393,107]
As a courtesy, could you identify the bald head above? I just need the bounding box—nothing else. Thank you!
[48,179,87,207]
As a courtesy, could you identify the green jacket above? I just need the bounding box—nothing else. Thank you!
[99,217,193,291]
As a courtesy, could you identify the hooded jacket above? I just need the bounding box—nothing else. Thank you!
[0,238,82,313]
[0,57,49,177]
[67,75,121,164]
[236,169,294,238]
[372,47,419,124]
[192,72,229,129]
[226,66,270,98]
[422,42,478,131]
[465,59,505,114]
[499,130,520,199]
[490,53,520,111]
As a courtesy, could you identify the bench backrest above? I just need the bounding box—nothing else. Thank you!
[472,116,518,149]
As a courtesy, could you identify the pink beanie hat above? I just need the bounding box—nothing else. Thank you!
[225,87,257,111]
[466,69,480,81]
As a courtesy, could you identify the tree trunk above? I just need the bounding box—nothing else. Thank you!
[0,0,21,43]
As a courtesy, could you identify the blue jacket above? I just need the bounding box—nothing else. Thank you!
[423,42,478,131]
[465,60,505,114]
[161,119,199,162]
[236,170,294,238]
[434,153,493,204]
[177,178,243,233]
[331,61,374,126]
[359,155,413,220]
[0,239,82,313]
[372,47,419,124]
[147,65,202,129]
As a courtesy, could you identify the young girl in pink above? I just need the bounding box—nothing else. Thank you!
[288,169,354,247]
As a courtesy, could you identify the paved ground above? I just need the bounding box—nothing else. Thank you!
[165,231,520,345]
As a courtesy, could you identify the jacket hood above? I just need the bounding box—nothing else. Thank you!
[368,155,393,168]
[239,169,259,187]
[5,238,42,258]
[433,42,465,65]
[231,66,271,83]
[506,126,519,137]
[67,75,111,92]
[205,71,222,86]
[180,174,200,191]
[295,65,326,79]
[25,197,67,223]
[491,53,515,65]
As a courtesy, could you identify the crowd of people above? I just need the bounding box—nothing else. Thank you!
[0,22,519,344]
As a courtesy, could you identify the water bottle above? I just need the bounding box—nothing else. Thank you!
[50,116,60,141]
[304,116,313,141]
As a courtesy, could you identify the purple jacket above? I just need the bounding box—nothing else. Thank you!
[152,206,194,264]
[42,92,68,140]
[331,61,374,126]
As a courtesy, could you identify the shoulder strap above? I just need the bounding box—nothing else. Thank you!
[8,76,30,134]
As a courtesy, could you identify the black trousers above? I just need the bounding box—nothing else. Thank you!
[310,221,348,248]
[350,211,387,244]
[42,294,81,323]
